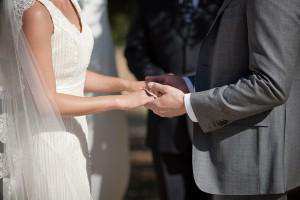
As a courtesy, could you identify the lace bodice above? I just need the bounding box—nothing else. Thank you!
[38,0,94,94]
[13,0,36,28]
[16,0,94,94]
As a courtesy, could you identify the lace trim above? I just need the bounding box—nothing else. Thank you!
[0,87,7,143]
[0,88,8,179]
[13,0,36,29]
[0,114,7,144]
[0,113,8,179]
[0,153,8,179]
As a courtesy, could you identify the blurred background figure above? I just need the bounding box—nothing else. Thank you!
[80,0,130,199]
[125,0,222,199]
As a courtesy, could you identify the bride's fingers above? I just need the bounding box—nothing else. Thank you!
[138,90,156,104]
[145,89,158,99]
[145,102,158,112]
[146,82,164,97]
[138,97,155,108]
[147,82,168,95]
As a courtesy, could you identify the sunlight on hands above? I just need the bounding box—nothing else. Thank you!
[145,74,189,93]
[145,82,186,118]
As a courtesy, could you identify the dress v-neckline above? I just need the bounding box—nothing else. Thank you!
[49,0,83,34]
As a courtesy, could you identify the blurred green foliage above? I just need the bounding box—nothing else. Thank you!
[108,0,137,46]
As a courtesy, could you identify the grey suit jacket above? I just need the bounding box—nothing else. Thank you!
[191,0,300,195]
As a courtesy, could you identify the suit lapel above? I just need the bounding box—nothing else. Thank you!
[195,0,234,87]
[204,0,233,37]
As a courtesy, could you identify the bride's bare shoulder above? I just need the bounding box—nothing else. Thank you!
[22,1,53,33]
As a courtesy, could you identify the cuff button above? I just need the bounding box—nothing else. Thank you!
[217,120,229,126]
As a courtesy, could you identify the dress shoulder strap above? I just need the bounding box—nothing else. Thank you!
[70,0,82,13]
[13,0,36,29]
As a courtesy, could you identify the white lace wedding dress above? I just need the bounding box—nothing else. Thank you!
[14,0,94,199]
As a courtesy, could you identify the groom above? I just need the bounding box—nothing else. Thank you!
[146,0,300,199]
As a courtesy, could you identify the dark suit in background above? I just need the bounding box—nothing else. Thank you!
[125,0,222,199]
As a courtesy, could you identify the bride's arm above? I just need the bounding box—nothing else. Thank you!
[22,2,154,116]
[84,70,145,94]
[53,92,151,116]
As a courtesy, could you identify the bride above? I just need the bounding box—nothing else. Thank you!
[0,0,154,199]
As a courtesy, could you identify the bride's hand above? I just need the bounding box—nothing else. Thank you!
[124,80,146,92]
[118,90,155,110]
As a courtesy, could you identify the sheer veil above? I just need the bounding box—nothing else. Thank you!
[0,0,76,199]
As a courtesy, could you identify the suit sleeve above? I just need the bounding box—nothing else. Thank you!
[190,0,300,133]
[125,6,165,81]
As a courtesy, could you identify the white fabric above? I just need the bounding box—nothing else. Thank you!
[81,0,130,199]
[0,0,96,198]
[36,0,94,198]
[13,0,36,28]
[184,93,198,122]
[1,0,94,198]
[183,77,198,122]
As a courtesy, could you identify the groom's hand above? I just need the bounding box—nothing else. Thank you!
[146,82,186,118]
[145,74,189,93]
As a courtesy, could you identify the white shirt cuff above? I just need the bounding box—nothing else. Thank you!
[184,93,198,122]
[183,77,194,93]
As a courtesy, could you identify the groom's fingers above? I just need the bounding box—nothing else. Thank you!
[145,102,156,111]
[145,83,163,97]
[145,101,161,114]
[147,82,169,94]
[145,89,158,98]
